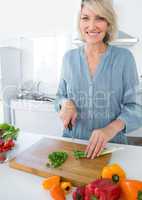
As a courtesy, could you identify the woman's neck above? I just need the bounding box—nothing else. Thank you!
[85,42,108,56]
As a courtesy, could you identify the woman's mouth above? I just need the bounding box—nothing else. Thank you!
[87,31,100,37]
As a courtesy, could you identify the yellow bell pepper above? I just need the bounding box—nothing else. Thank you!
[60,181,72,194]
[101,163,126,183]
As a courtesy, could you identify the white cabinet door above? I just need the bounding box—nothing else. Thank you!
[126,127,142,137]
[11,100,63,137]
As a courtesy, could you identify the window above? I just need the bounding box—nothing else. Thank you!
[31,35,72,94]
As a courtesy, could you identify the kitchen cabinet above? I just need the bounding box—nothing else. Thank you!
[10,99,63,136]
[0,47,22,123]
[126,127,142,137]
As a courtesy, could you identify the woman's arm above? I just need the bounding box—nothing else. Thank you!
[86,50,142,159]
[103,119,125,138]
[105,50,142,138]
[54,51,77,128]
[54,79,68,112]
[116,50,142,133]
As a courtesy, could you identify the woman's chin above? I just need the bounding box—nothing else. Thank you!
[85,39,103,45]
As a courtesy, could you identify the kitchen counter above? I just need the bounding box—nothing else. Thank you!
[1,132,142,200]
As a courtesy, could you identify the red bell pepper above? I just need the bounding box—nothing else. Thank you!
[73,179,121,200]
[73,186,86,200]
[85,179,121,200]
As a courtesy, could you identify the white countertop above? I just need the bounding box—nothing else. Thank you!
[1,132,142,200]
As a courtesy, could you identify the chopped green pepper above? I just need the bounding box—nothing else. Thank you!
[73,150,87,159]
[46,151,68,168]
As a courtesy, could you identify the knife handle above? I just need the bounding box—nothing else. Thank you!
[59,105,72,131]
[68,121,72,131]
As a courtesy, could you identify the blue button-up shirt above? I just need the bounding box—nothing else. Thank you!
[55,45,142,144]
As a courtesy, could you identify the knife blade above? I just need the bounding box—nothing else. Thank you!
[99,146,124,156]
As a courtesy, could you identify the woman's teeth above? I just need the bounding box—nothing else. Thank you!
[87,32,100,36]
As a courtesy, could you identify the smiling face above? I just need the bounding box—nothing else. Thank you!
[79,5,109,45]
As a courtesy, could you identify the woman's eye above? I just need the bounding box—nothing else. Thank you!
[81,17,89,21]
[95,16,106,21]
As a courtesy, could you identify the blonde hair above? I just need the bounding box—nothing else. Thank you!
[78,0,118,44]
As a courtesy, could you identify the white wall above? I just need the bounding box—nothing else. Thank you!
[0,0,141,76]
[0,0,81,39]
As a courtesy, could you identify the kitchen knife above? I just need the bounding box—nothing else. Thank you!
[59,104,74,139]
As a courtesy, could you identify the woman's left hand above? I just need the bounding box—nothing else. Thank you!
[85,120,125,159]
[85,128,113,159]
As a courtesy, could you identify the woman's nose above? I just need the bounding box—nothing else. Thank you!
[88,20,97,30]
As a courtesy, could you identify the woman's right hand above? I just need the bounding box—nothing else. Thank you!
[59,100,77,129]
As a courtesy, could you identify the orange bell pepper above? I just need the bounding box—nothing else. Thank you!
[120,179,142,200]
[50,184,66,200]
[42,176,60,190]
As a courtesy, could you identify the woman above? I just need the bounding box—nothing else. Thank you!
[55,0,142,159]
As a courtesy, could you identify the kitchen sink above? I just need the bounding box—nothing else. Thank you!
[16,93,55,102]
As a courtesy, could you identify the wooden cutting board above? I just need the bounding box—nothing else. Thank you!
[9,138,111,186]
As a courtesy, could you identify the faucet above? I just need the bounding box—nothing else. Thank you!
[36,81,41,94]
[34,81,41,95]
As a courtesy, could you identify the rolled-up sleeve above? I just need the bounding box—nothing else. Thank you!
[54,52,70,112]
[117,50,142,133]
